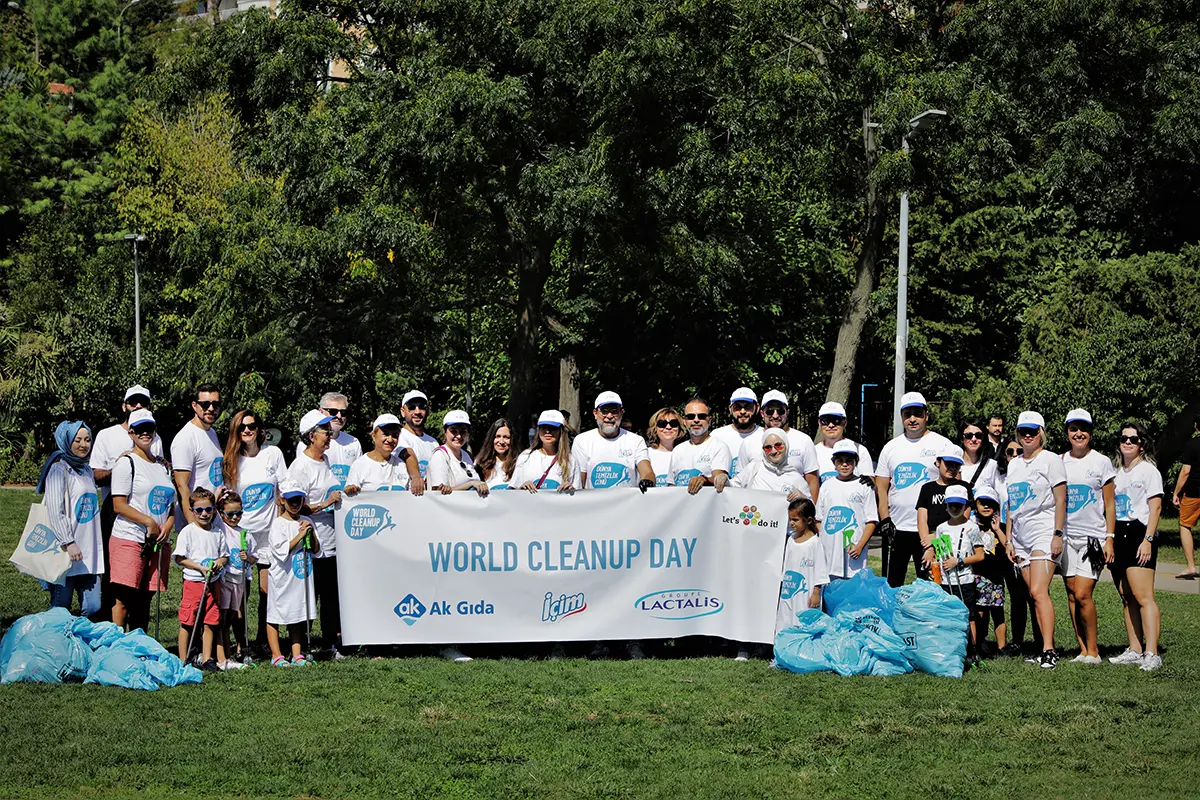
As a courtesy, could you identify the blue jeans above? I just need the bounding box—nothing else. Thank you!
[49,574,103,618]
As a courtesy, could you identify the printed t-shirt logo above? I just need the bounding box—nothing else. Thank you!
[820,470,837,484]
[1066,484,1097,515]
[149,485,174,515]
[345,504,396,540]
[208,457,224,488]
[1115,494,1133,519]
[229,547,243,570]
[892,462,929,490]
[394,593,426,626]
[780,570,806,600]
[673,469,702,486]
[25,523,58,553]
[824,506,857,546]
[331,463,351,487]
[729,457,739,477]
[291,551,310,579]
[74,493,98,524]
[1007,482,1033,513]
[417,460,429,479]
[654,474,669,487]
[242,483,274,511]
[590,462,630,488]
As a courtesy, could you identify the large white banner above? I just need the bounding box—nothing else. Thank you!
[334,488,787,645]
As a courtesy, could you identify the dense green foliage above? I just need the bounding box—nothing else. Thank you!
[1,0,1197,473]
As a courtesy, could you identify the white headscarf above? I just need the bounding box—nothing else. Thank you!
[760,429,792,476]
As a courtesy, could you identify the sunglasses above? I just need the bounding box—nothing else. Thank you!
[126,396,150,408]
[1066,424,1093,433]
[538,425,560,434]
[322,407,347,417]
[730,402,756,412]
[239,422,259,432]
[1016,427,1039,438]
[684,413,709,420]
[195,400,220,410]
[405,401,428,410]
[597,405,622,415]
[222,510,244,518]
[131,424,156,436]
[762,406,786,417]
[192,506,215,514]
[902,409,925,419]
[1005,449,1021,457]
[656,419,681,429]
[1119,435,1141,444]
[818,416,845,426]
[832,455,857,464]
[962,431,984,440]
[762,442,786,452]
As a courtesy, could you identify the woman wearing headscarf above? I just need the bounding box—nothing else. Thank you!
[36,420,104,618]
[731,428,808,499]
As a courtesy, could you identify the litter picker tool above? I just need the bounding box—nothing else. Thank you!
[185,565,218,665]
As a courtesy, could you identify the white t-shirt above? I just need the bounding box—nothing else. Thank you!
[42,461,103,576]
[219,520,258,584]
[1115,460,1164,525]
[816,476,879,579]
[1006,450,1067,541]
[571,429,650,489]
[90,423,162,501]
[775,534,830,634]
[815,439,874,485]
[347,453,408,492]
[669,436,732,487]
[511,449,567,490]
[1062,449,1116,540]
[267,516,317,626]
[171,421,224,493]
[730,460,806,494]
[960,458,998,490]
[737,428,819,485]
[711,424,759,477]
[109,454,175,544]
[286,452,341,558]
[296,431,361,488]
[932,520,984,585]
[484,460,512,490]
[172,522,229,583]
[648,448,673,487]
[233,445,287,546]
[428,446,480,488]
[874,431,953,531]
[398,429,439,480]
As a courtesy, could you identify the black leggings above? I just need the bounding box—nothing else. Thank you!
[312,556,342,649]
[886,529,932,588]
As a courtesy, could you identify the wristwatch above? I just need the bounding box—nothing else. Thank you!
[1053,530,1064,538]
[1144,534,1155,543]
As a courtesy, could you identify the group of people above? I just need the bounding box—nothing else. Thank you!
[32,382,1173,672]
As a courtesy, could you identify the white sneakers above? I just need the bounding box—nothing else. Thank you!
[441,647,473,663]
[1109,648,1146,665]
[1140,653,1163,672]
[1108,648,1162,670]
[733,648,751,662]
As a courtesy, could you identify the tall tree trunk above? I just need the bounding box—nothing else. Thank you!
[506,236,553,450]
[823,107,887,435]
[558,354,581,434]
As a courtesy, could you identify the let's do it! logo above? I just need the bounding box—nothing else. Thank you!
[722,505,779,529]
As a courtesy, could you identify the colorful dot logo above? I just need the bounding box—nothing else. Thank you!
[739,504,761,526]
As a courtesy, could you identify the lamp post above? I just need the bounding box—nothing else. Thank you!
[124,233,145,371]
[891,108,947,437]
[116,0,141,50]
[6,2,41,66]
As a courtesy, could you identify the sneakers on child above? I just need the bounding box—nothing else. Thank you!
[1076,655,1102,665]
[1109,648,1145,665]
[441,647,472,663]
[271,655,291,668]
[1038,650,1059,669]
[221,659,248,671]
[733,648,751,662]
[1139,653,1163,672]
[330,646,347,662]
[199,659,221,673]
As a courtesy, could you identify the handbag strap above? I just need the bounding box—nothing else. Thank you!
[535,457,556,489]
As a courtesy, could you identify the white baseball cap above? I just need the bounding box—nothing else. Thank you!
[900,391,928,410]
[1065,408,1092,425]
[1017,411,1045,430]
[372,413,401,429]
[819,401,847,418]
[443,410,471,427]
[945,485,970,505]
[538,410,565,427]
[402,390,428,406]
[278,479,306,499]
[761,390,788,407]
[594,391,623,408]
[128,409,155,427]
[939,444,965,464]
[124,385,152,402]
[299,409,334,434]
[831,440,859,458]
[974,485,999,504]
[729,387,757,404]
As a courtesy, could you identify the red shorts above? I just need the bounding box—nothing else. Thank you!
[179,579,222,626]
[109,537,170,592]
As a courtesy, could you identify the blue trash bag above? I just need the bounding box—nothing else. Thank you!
[893,580,969,678]
[774,609,842,674]
[834,609,914,677]
[0,607,91,684]
[823,568,898,624]
[84,630,202,689]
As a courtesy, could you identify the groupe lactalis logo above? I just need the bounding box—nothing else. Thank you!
[541,591,587,623]
[393,593,495,626]
[634,589,724,620]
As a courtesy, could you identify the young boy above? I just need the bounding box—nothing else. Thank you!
[216,489,255,669]
[267,479,319,667]
[971,485,1007,656]
[917,444,971,581]
[933,484,986,665]
[172,487,229,671]
[775,498,830,635]
[815,440,879,579]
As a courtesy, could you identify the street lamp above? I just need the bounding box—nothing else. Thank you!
[116,0,141,50]
[6,2,41,66]
[891,108,947,436]
[124,233,146,371]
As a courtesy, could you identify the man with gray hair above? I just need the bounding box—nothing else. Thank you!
[295,391,362,489]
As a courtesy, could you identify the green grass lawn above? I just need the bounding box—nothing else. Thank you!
[2,488,1198,799]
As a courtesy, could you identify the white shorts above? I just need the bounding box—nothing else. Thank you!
[1011,525,1057,567]
[1062,537,1103,580]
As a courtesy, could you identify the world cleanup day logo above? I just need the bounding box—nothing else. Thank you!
[344,504,397,540]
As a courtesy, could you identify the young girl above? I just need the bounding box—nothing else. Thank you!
[216,489,255,669]
[267,479,319,667]
[775,498,830,635]
[934,485,986,666]
[172,487,229,670]
[971,486,1007,656]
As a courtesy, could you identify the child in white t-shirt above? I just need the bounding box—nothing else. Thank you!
[267,480,319,667]
[775,499,830,635]
[172,487,229,671]
[932,485,986,666]
[216,489,256,669]
[815,440,878,579]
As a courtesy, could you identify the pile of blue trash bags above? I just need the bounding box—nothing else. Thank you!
[0,607,202,690]
[774,570,970,678]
